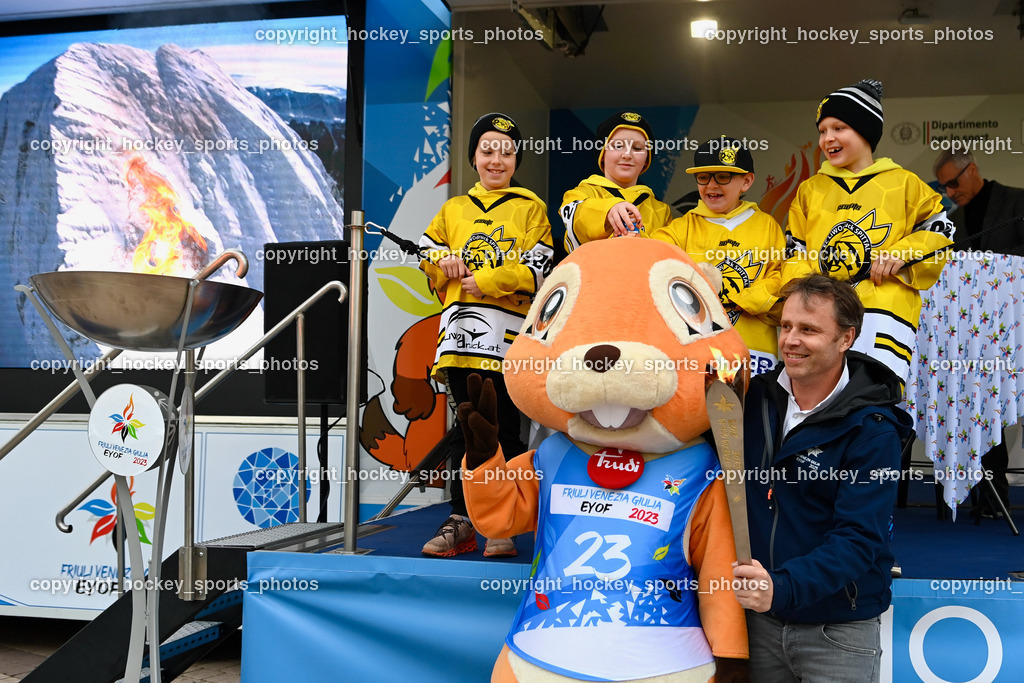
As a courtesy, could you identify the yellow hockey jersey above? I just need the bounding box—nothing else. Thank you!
[561,174,672,252]
[420,183,554,379]
[651,200,784,374]
[785,158,954,377]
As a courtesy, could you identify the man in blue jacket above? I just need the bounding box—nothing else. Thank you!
[732,273,913,682]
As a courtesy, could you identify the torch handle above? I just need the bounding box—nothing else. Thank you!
[706,380,753,565]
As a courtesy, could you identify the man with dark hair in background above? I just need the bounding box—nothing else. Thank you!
[934,150,1024,518]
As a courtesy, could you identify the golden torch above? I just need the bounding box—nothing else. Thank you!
[705,348,752,565]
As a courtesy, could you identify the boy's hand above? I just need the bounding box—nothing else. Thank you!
[461,273,483,298]
[606,201,644,236]
[869,252,906,285]
[439,254,471,279]
[458,373,500,470]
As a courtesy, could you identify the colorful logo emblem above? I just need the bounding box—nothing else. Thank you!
[109,394,145,442]
[817,97,828,121]
[662,476,685,495]
[77,477,155,545]
[622,112,642,123]
[719,147,738,166]
[491,116,514,132]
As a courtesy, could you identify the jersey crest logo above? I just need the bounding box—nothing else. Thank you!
[716,251,764,296]
[716,252,762,325]
[462,224,517,272]
[818,210,892,281]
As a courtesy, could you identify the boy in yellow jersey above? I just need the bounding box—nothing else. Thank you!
[785,79,954,384]
[561,111,673,252]
[651,136,784,374]
[418,112,554,558]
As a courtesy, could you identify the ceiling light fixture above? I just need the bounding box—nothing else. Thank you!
[691,19,718,38]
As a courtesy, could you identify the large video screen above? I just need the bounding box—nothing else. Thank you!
[0,3,348,370]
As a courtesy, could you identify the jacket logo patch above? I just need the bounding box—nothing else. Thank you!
[795,447,823,470]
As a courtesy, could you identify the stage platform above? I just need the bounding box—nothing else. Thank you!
[241,492,1024,682]
[892,479,1024,579]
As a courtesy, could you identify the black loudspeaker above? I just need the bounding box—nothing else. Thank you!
[263,240,365,405]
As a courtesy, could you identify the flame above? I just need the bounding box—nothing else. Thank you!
[125,155,207,275]
[708,346,744,384]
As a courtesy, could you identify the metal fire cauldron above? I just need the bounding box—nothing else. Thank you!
[29,270,263,351]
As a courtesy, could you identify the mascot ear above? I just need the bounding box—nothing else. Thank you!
[696,262,723,293]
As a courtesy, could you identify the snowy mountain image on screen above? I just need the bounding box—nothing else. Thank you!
[0,42,345,366]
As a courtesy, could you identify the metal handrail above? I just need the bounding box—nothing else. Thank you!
[193,280,347,402]
[194,248,248,280]
[48,279,347,533]
[0,348,123,466]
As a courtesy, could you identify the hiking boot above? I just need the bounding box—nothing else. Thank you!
[483,537,517,558]
[422,514,477,557]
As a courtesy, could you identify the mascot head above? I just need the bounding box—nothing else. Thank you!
[505,238,749,454]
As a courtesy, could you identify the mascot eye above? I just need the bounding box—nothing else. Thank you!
[669,279,712,336]
[534,285,567,335]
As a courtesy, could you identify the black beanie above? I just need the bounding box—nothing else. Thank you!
[468,112,523,168]
[596,111,654,173]
[815,79,884,152]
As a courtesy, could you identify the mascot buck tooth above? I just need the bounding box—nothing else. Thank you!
[461,238,751,683]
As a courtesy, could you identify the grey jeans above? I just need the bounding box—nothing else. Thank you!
[746,610,881,682]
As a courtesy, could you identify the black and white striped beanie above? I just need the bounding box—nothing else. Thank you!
[815,79,884,151]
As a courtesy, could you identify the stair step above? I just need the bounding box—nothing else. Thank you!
[124,620,223,677]
[204,521,343,548]
[195,588,243,619]
[24,545,247,683]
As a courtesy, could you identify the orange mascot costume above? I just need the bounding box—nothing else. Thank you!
[461,238,751,682]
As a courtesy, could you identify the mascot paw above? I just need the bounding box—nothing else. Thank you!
[713,657,750,683]
[459,373,500,470]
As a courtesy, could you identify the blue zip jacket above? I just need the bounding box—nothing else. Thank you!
[742,351,913,623]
